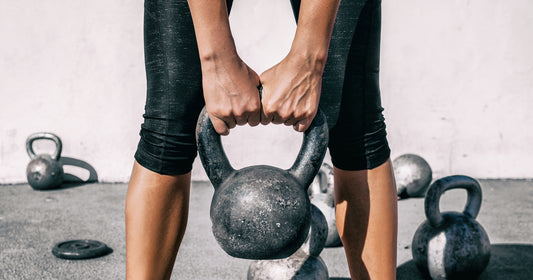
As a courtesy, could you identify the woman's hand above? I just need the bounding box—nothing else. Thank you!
[187,0,261,135]
[259,0,339,132]
[187,0,339,134]
[259,51,326,132]
[202,53,261,135]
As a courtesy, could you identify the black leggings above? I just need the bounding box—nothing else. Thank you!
[135,0,390,175]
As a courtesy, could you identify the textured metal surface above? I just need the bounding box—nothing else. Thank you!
[287,110,329,189]
[309,163,342,247]
[25,132,64,190]
[412,213,491,279]
[196,108,234,190]
[248,252,329,280]
[298,204,328,257]
[210,166,311,260]
[26,132,62,161]
[26,155,64,190]
[393,154,432,198]
[245,204,328,279]
[196,108,329,260]
[52,240,112,260]
[425,175,482,227]
[412,175,491,279]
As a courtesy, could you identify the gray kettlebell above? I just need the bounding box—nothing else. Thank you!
[196,107,329,260]
[26,132,64,190]
[296,204,328,257]
[393,154,432,199]
[309,162,342,247]
[247,252,329,280]
[412,175,491,280]
[247,204,329,279]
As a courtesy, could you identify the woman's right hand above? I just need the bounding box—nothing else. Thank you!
[201,53,261,135]
[187,0,260,135]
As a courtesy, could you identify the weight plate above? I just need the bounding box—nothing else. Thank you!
[52,240,112,260]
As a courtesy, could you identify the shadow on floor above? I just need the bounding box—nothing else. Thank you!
[397,244,533,280]
[58,157,99,190]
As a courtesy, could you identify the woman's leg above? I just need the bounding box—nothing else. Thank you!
[335,160,398,279]
[328,1,399,275]
[126,0,234,279]
[126,0,201,277]
[126,162,191,280]
[293,0,397,278]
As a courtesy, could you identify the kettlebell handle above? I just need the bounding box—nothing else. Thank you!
[196,107,329,190]
[288,110,329,188]
[425,175,482,227]
[26,132,62,160]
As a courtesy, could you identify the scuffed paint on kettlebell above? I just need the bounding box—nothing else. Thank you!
[196,108,329,260]
[412,175,491,280]
[26,132,64,190]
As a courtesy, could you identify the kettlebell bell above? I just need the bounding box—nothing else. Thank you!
[309,163,342,247]
[196,108,329,260]
[412,175,491,280]
[393,154,432,199]
[26,132,64,190]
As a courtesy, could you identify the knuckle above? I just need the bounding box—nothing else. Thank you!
[294,110,306,120]
[277,108,290,118]
[298,107,313,118]
[262,107,275,116]
[212,107,231,118]
[233,110,244,119]
[249,102,261,113]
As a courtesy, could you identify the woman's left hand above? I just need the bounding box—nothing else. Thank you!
[259,51,326,132]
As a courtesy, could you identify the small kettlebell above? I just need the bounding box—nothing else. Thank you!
[393,154,432,199]
[308,163,342,247]
[412,175,491,280]
[297,204,328,257]
[26,132,64,190]
[248,252,329,280]
[196,108,329,260]
[247,204,329,280]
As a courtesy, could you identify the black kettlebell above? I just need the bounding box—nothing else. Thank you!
[26,132,64,190]
[196,108,329,260]
[412,175,491,280]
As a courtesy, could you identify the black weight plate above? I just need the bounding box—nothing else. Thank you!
[52,240,112,260]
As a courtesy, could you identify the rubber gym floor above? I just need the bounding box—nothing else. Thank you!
[0,179,531,280]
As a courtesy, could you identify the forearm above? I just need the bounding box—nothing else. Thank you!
[290,0,341,67]
[187,1,261,135]
[187,0,237,62]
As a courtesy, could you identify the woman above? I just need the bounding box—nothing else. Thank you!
[126,0,397,279]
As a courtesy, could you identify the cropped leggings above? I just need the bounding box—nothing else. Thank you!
[135,0,390,175]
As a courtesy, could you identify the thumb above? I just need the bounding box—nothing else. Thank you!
[294,117,313,132]
[211,117,230,136]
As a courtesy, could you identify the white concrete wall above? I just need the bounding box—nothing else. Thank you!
[1,0,532,184]
[380,0,533,179]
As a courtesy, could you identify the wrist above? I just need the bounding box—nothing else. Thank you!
[289,32,329,71]
[287,44,328,73]
[187,0,237,63]
[288,0,339,70]
[199,48,242,75]
[196,29,238,63]
[199,44,238,64]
